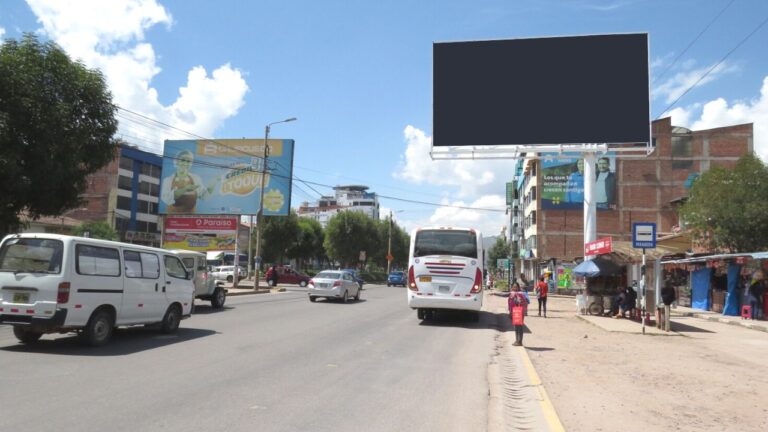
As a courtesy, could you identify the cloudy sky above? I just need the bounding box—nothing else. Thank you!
[1,0,767,237]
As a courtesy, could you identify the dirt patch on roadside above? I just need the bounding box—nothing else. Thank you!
[511,296,768,431]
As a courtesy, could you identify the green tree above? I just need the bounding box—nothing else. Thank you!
[290,217,325,270]
[487,237,511,272]
[324,210,377,267]
[372,217,409,270]
[0,34,119,236]
[679,154,768,252]
[261,210,300,265]
[72,221,118,241]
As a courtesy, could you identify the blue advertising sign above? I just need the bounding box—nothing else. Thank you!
[632,222,656,249]
[160,139,294,215]
[540,152,617,210]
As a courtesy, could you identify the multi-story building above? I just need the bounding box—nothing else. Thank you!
[512,117,753,276]
[68,144,163,246]
[297,185,380,227]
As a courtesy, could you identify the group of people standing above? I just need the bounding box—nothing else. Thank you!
[507,273,550,346]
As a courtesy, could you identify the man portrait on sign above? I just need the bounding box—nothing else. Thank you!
[566,158,585,203]
[595,156,616,209]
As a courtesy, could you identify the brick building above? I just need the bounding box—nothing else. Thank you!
[512,117,753,277]
[66,144,163,246]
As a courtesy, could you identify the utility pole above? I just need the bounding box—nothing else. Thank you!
[386,210,393,275]
[254,117,296,290]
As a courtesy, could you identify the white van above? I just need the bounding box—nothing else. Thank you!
[0,233,195,346]
[407,227,485,321]
[172,250,226,309]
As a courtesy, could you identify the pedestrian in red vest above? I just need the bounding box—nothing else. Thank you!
[535,276,549,318]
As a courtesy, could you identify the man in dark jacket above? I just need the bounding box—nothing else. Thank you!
[661,282,676,331]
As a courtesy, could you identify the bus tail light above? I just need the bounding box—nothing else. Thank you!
[470,268,482,293]
[408,266,417,291]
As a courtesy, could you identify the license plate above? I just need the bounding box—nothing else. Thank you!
[438,285,450,293]
[13,292,30,303]
[419,276,432,282]
[318,283,329,288]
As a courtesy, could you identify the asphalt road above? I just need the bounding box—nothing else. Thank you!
[0,284,499,432]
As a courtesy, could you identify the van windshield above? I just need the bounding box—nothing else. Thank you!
[0,238,64,274]
[414,230,477,258]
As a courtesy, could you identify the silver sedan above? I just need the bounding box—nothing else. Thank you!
[307,270,361,303]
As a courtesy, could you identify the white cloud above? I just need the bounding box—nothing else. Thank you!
[668,75,768,160]
[655,61,738,105]
[26,0,249,152]
[394,125,510,236]
[396,125,512,198]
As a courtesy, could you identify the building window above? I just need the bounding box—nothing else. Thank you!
[531,187,537,200]
[140,163,160,178]
[531,210,537,225]
[671,135,693,169]
[137,200,149,213]
[117,196,132,211]
[118,175,132,190]
[119,157,134,171]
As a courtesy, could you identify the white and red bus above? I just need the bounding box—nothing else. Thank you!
[407,227,485,321]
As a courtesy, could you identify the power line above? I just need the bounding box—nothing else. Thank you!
[652,0,735,84]
[657,13,768,119]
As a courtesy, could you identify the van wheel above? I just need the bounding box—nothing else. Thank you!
[13,326,43,344]
[81,310,114,347]
[161,305,182,333]
[299,280,307,287]
[226,275,234,283]
[211,287,226,309]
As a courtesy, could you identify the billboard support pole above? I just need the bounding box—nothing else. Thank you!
[583,151,597,260]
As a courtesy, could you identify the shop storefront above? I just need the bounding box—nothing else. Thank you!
[661,252,768,319]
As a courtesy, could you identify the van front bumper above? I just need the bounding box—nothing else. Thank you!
[0,308,68,333]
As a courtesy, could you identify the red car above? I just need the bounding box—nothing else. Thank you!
[265,266,311,287]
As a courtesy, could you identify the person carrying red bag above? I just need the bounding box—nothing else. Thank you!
[508,282,529,346]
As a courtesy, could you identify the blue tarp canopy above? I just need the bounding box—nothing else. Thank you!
[572,257,623,277]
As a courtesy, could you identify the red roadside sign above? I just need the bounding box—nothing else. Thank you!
[585,237,613,256]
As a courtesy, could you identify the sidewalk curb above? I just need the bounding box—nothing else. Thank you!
[672,311,768,333]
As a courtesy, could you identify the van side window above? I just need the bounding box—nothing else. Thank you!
[164,255,187,279]
[124,250,160,279]
[181,257,195,269]
[76,244,121,277]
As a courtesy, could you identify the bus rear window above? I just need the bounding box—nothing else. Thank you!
[414,230,477,258]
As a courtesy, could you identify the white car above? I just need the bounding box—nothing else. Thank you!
[307,270,361,303]
[210,265,246,283]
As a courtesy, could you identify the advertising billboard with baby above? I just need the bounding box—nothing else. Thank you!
[159,139,294,215]
[540,152,616,210]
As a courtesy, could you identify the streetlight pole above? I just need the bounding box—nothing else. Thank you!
[254,117,296,290]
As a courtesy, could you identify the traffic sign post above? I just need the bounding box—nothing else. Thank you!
[632,223,656,334]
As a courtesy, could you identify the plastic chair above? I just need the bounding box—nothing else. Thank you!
[741,305,752,320]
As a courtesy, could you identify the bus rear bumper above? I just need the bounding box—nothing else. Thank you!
[408,294,482,311]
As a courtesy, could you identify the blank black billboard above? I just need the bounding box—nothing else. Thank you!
[433,33,650,147]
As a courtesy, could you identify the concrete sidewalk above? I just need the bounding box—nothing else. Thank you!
[218,278,286,296]
[485,291,768,335]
